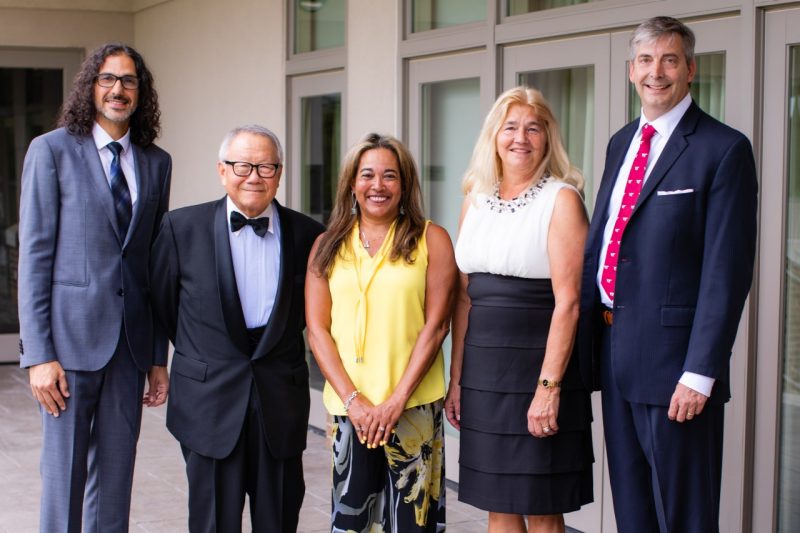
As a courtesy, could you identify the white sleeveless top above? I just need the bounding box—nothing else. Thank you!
[455,177,580,279]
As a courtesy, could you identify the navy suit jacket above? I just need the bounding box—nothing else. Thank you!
[578,102,758,406]
[18,127,171,371]
[149,198,323,460]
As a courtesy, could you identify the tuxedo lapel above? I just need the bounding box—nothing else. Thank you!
[634,104,700,213]
[213,199,251,356]
[77,136,123,243]
[253,201,295,360]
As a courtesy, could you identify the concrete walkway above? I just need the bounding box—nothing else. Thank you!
[0,364,489,532]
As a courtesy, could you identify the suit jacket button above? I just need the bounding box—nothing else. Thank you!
[121,250,127,258]
[117,289,124,296]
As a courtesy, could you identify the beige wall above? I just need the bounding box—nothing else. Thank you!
[0,7,132,51]
[134,0,286,209]
[345,0,399,145]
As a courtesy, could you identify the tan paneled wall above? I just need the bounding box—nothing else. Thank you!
[0,7,132,50]
[345,0,399,145]
[134,0,287,209]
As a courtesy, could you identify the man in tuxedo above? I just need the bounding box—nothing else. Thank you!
[150,125,323,532]
[18,44,171,533]
[579,16,758,533]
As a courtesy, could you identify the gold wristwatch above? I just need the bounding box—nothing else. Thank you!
[538,378,561,389]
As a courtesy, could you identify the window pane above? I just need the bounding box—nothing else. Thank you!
[507,0,596,16]
[301,94,341,225]
[420,77,480,435]
[518,67,595,208]
[627,52,726,122]
[294,0,345,54]
[0,68,62,334]
[411,0,485,32]
[779,44,800,533]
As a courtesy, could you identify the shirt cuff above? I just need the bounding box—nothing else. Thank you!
[679,371,714,397]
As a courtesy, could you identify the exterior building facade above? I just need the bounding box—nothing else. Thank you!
[0,0,797,530]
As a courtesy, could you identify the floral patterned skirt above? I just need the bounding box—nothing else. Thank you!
[330,400,446,533]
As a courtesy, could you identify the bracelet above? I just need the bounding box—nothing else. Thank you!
[343,390,360,413]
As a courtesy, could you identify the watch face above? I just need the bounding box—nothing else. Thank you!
[542,379,550,387]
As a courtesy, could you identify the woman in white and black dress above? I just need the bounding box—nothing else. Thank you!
[444,86,593,533]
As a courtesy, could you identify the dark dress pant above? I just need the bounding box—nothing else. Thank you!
[600,321,724,533]
[182,384,305,533]
[39,331,145,533]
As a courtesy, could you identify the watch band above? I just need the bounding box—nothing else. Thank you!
[538,378,561,389]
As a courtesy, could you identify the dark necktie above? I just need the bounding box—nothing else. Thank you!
[601,123,657,302]
[106,141,132,236]
[230,211,270,237]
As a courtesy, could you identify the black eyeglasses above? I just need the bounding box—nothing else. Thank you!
[224,160,281,179]
[96,73,139,90]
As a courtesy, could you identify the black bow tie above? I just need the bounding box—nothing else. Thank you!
[230,211,270,237]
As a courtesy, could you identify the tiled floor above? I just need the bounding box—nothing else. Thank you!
[0,364,489,532]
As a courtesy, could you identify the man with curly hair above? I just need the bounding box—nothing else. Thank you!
[18,43,171,533]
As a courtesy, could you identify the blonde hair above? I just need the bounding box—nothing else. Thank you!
[462,86,583,196]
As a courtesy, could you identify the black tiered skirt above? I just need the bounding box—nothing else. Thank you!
[458,273,594,515]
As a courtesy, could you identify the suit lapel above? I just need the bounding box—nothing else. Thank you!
[253,200,295,360]
[214,199,251,356]
[125,144,148,246]
[77,136,123,243]
[633,103,700,216]
[589,121,637,251]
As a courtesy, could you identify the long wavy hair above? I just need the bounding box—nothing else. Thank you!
[58,43,161,147]
[462,86,583,196]
[311,133,426,276]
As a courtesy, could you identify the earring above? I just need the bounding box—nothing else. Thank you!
[400,205,406,215]
[350,192,357,215]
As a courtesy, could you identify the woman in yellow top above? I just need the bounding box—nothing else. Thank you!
[306,133,457,532]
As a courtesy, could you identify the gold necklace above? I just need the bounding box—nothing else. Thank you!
[360,230,386,249]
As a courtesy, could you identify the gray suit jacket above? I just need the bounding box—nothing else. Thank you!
[18,127,171,372]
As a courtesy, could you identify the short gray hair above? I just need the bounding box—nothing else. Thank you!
[629,16,696,64]
[218,124,284,164]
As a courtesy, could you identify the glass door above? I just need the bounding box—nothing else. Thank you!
[754,7,800,531]
[0,48,80,363]
[503,33,609,531]
[406,49,488,482]
[289,70,344,429]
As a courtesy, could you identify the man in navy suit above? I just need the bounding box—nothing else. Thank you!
[579,16,758,532]
[18,44,171,532]
[150,125,323,532]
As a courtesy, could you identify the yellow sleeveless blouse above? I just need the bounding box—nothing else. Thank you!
[322,220,445,415]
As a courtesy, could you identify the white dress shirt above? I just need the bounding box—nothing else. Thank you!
[597,93,714,397]
[92,122,138,206]
[226,197,281,328]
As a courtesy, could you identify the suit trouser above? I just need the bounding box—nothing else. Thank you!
[600,322,724,533]
[181,384,305,533]
[39,331,145,533]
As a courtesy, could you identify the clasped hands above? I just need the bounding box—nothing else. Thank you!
[29,360,170,417]
[346,394,403,449]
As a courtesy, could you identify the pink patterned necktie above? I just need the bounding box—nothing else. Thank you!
[601,123,656,302]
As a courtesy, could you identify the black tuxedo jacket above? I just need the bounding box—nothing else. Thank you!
[578,102,758,405]
[150,198,323,459]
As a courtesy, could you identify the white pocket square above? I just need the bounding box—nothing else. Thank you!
[656,188,694,196]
